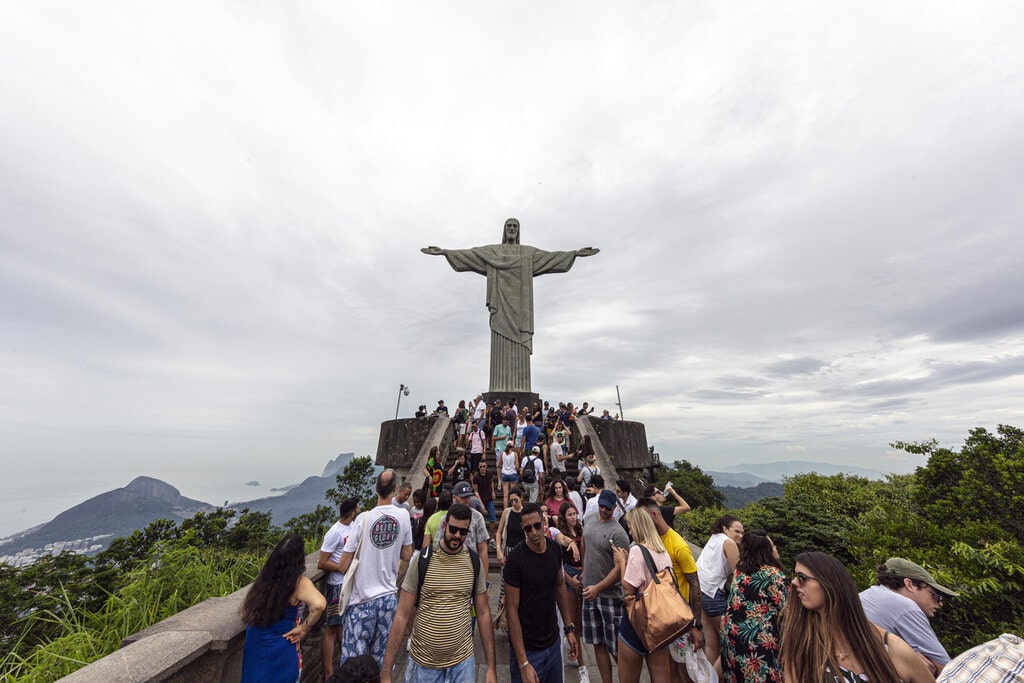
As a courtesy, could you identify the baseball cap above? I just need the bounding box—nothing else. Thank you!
[531,446,541,453]
[453,481,474,498]
[598,490,617,509]
[883,557,959,597]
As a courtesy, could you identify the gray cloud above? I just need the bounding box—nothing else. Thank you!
[2,2,1023,535]
[763,357,830,377]
[850,356,1024,398]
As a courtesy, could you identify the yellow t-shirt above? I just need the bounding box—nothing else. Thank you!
[661,528,697,601]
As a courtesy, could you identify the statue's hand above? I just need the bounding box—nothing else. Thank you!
[421,246,444,255]
[576,247,600,257]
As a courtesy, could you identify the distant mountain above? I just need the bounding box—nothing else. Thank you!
[718,482,785,508]
[711,460,888,482]
[4,476,216,553]
[2,455,378,561]
[230,475,337,525]
[233,455,381,526]
[321,452,356,478]
[270,453,357,493]
[706,471,771,488]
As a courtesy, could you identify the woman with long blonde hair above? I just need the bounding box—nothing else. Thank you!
[612,507,674,683]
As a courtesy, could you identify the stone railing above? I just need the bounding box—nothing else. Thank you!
[376,415,453,488]
[59,553,330,683]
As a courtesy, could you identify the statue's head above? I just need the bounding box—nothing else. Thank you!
[502,218,520,244]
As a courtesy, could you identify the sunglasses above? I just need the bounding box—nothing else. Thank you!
[792,571,820,585]
[917,583,944,604]
[447,525,470,536]
[522,521,544,532]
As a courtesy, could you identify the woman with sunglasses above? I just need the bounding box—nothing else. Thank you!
[721,529,786,683]
[782,552,935,683]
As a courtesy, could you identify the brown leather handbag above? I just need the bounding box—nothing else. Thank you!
[624,545,695,651]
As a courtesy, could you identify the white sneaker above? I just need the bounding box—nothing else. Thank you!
[578,665,591,683]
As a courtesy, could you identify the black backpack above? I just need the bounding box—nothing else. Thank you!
[415,541,481,607]
[521,456,538,484]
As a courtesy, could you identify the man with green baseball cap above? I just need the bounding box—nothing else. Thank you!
[860,557,959,675]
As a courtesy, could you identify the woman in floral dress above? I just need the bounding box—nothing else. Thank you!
[721,529,787,683]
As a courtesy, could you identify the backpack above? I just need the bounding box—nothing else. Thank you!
[415,541,481,607]
[521,456,538,484]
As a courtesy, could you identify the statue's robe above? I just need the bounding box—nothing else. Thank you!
[442,244,578,392]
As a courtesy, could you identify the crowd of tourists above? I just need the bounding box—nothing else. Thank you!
[238,395,1021,682]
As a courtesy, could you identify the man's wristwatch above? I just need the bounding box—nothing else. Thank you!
[564,623,576,635]
[691,622,703,630]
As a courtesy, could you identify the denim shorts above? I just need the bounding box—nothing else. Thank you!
[618,609,650,657]
[701,587,727,617]
[501,473,519,483]
[405,654,475,682]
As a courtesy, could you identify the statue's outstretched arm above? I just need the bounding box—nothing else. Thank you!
[421,246,445,255]
[576,247,600,257]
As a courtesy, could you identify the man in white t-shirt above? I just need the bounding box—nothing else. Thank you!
[338,469,413,666]
[317,497,360,680]
[614,479,637,520]
[472,394,487,431]
[520,446,546,503]
[549,433,568,475]
[391,481,412,510]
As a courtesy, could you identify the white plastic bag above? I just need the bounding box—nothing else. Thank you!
[674,636,717,683]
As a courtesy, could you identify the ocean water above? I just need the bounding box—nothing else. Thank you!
[1,466,320,539]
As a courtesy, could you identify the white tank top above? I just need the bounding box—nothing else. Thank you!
[696,532,731,597]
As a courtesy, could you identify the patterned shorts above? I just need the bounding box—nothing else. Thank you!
[325,582,344,626]
[582,594,622,656]
[341,592,398,666]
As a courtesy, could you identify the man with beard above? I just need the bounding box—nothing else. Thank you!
[380,503,497,683]
[504,502,580,683]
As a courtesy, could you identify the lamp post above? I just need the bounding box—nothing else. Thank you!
[395,384,410,419]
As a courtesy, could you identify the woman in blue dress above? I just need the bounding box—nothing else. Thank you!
[241,534,326,683]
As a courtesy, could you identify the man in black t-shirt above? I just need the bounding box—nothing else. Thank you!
[503,503,580,682]
[447,451,472,490]
[487,401,504,439]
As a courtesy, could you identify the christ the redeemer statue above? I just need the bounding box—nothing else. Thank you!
[422,218,599,393]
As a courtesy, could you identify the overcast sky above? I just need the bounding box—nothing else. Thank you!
[3,2,1023,522]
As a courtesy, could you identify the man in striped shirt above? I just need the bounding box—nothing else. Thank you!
[379,503,498,683]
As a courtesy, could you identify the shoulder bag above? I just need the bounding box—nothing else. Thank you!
[624,545,694,651]
[337,515,369,614]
